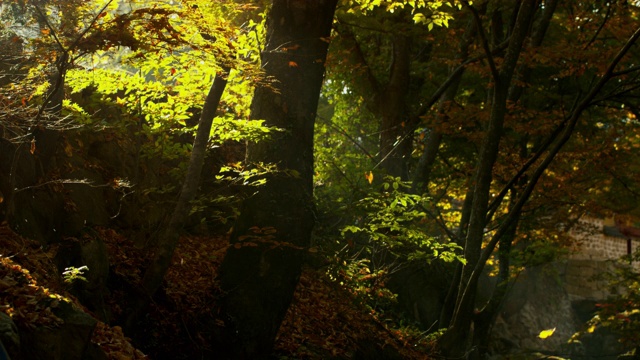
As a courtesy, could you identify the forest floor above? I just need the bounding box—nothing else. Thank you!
[0,223,435,359]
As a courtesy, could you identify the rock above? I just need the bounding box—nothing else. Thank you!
[386,261,452,329]
[77,235,111,321]
[0,313,20,359]
[352,339,403,360]
[19,300,98,360]
[492,262,579,353]
[62,166,111,236]
[83,343,109,360]
[55,235,111,321]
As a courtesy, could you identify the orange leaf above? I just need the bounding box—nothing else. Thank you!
[288,61,298,67]
[30,139,36,155]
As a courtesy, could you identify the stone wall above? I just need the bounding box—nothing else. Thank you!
[570,217,640,264]
[565,217,640,302]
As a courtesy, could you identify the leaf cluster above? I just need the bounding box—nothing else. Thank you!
[342,177,464,264]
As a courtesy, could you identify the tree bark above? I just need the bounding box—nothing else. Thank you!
[215,1,337,358]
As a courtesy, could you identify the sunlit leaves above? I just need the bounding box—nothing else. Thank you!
[341,177,464,264]
[343,0,459,28]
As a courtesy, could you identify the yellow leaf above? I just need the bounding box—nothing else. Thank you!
[538,327,556,339]
[587,324,596,333]
[365,171,374,184]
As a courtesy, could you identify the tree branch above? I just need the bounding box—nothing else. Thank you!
[463,0,500,83]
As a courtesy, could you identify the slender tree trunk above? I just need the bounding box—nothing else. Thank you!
[141,68,230,296]
[473,190,520,357]
[441,4,640,358]
[440,1,538,356]
[216,1,337,358]
[470,3,559,352]
[124,68,230,329]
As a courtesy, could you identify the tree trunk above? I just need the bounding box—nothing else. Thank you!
[333,24,413,180]
[142,68,230,297]
[378,34,412,180]
[216,1,337,358]
[440,1,538,356]
[124,68,230,330]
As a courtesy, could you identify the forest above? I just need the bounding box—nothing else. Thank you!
[1,0,640,359]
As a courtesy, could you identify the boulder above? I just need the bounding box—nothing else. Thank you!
[19,300,105,360]
[0,313,19,359]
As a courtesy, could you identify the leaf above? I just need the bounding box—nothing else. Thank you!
[365,171,374,184]
[288,61,299,67]
[30,139,36,155]
[538,327,556,339]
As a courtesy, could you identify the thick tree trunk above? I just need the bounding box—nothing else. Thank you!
[216,1,337,358]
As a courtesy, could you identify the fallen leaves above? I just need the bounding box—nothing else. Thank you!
[275,267,433,359]
[92,323,148,359]
[0,256,65,329]
[164,234,228,314]
[0,224,147,359]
